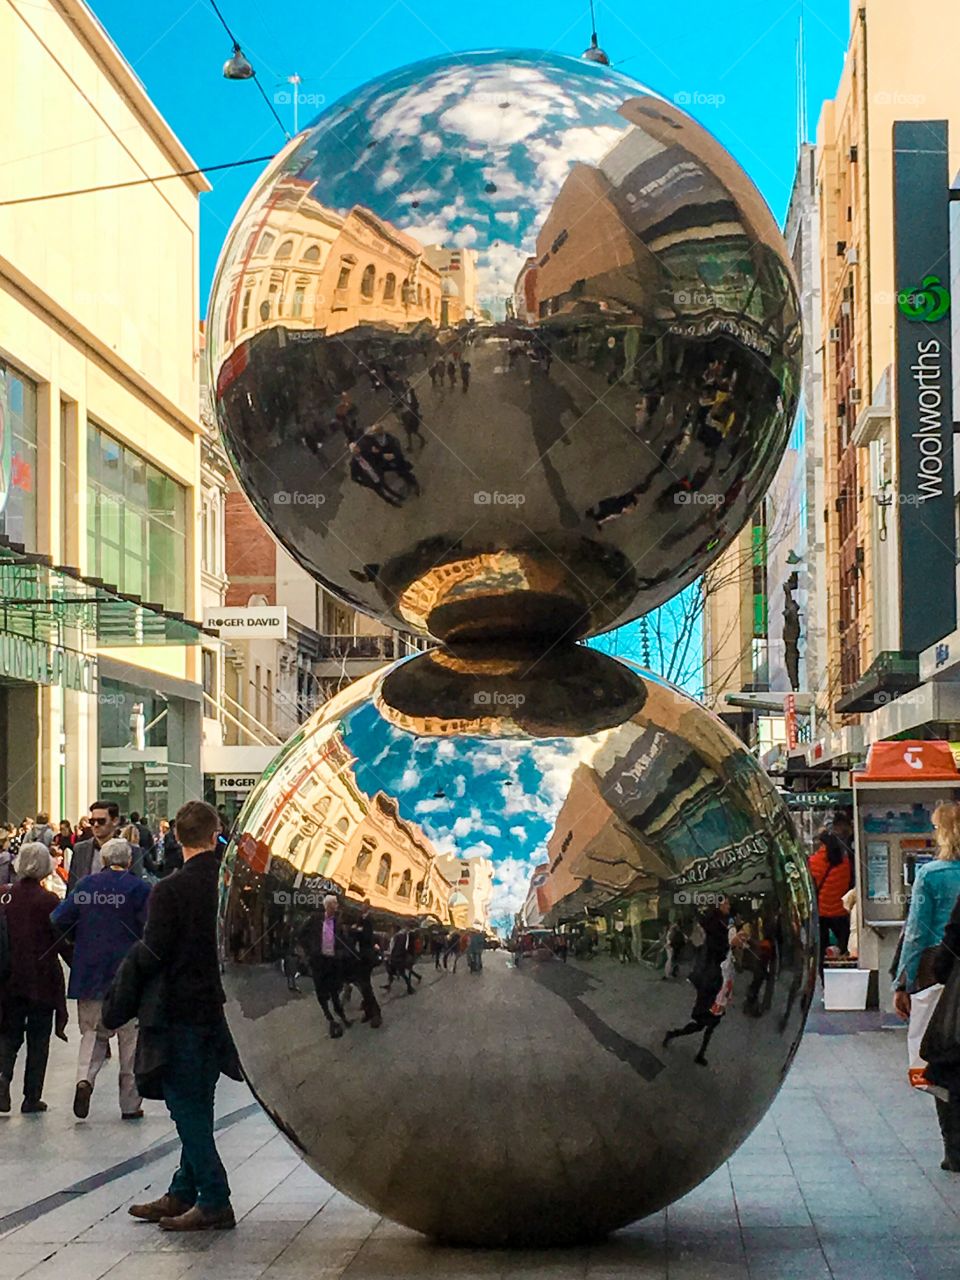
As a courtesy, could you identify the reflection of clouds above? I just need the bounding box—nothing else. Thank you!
[347,701,583,921]
[489,854,546,922]
[528,124,624,199]
[478,241,532,307]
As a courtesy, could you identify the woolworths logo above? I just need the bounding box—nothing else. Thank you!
[897,275,951,322]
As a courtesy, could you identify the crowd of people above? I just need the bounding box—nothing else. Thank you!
[0,799,240,1231]
[0,805,189,897]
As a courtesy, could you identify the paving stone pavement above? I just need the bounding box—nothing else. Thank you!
[1,1014,958,1279]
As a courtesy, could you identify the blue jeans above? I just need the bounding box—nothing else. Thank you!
[164,1024,231,1210]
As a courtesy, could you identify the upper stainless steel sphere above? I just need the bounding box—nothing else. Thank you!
[208,51,800,643]
[220,646,815,1246]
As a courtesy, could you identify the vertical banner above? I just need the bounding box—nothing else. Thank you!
[893,120,956,653]
[784,693,798,751]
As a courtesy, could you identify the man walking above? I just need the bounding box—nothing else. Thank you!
[52,838,151,1120]
[111,801,237,1231]
[68,801,120,891]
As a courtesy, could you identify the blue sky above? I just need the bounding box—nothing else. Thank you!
[90,0,849,306]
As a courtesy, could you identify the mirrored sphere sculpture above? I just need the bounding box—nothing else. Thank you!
[220,647,816,1246]
[207,51,801,643]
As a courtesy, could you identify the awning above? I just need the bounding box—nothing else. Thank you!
[835,650,920,714]
[0,536,208,648]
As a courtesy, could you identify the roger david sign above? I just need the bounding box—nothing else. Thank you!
[203,606,288,640]
[893,119,956,654]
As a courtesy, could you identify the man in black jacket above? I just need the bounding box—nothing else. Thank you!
[126,800,236,1231]
[68,800,120,891]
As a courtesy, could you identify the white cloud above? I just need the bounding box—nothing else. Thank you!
[494,210,520,227]
[399,767,419,791]
[509,825,528,840]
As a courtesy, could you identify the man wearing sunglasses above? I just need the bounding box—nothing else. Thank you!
[67,801,120,892]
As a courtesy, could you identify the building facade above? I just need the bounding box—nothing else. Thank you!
[809,0,960,764]
[0,0,208,823]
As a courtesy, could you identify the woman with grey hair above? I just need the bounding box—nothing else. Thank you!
[0,843,70,1113]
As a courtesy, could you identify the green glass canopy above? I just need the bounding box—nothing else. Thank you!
[0,536,207,648]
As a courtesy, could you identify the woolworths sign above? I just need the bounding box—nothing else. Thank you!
[893,119,956,653]
[0,631,96,692]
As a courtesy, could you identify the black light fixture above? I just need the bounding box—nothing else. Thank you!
[224,42,254,80]
[582,0,610,64]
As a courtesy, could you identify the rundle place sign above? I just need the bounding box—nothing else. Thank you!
[0,631,95,692]
[893,119,956,653]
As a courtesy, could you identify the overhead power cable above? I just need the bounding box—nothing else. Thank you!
[0,155,277,208]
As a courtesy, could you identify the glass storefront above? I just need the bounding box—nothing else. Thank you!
[97,677,172,824]
[86,423,187,612]
[0,361,39,549]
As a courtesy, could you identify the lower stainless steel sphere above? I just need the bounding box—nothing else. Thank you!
[220,646,815,1246]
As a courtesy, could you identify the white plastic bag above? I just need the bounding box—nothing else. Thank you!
[908,984,945,1093]
[710,955,735,1017]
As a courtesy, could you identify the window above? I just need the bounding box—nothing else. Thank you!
[276,239,294,258]
[86,423,187,612]
[259,300,271,321]
[383,273,396,301]
[397,869,412,898]
[336,264,352,290]
[240,289,252,331]
[256,231,275,255]
[416,283,422,305]
[0,362,39,549]
[335,816,349,834]
[360,264,376,299]
[291,283,306,318]
[425,287,431,310]
[303,243,321,262]
[202,648,217,699]
[356,838,375,871]
[376,853,391,887]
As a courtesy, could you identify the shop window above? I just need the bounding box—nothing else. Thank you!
[376,853,391,887]
[0,362,39,550]
[86,423,187,613]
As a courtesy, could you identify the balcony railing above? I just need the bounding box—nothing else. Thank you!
[317,632,428,661]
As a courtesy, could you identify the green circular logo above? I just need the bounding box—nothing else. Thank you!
[897,274,951,322]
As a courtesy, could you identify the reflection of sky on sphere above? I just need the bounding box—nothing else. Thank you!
[341,700,581,928]
[291,51,648,316]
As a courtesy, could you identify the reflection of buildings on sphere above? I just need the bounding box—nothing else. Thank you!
[207,51,800,644]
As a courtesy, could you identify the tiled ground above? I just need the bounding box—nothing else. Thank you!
[1,1015,958,1279]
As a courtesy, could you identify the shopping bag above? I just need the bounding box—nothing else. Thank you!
[710,955,735,1017]
[908,984,944,1091]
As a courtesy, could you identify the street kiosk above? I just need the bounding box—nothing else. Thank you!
[850,740,960,1010]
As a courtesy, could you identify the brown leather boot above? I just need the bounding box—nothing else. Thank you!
[128,1194,193,1222]
[159,1204,236,1232]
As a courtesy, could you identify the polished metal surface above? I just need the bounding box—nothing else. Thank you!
[207,51,801,644]
[220,647,816,1246]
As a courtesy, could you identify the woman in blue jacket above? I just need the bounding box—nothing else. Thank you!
[894,802,960,1172]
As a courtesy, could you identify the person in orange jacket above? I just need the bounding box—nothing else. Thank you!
[808,830,853,980]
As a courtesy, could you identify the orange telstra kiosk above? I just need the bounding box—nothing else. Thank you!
[851,741,960,1010]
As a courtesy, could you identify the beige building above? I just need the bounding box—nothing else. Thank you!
[213,179,445,355]
[0,0,208,822]
[810,0,960,758]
